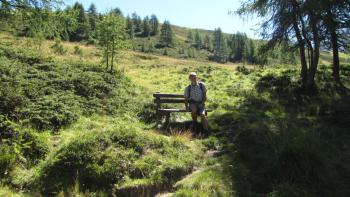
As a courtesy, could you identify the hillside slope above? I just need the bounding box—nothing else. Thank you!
[1,31,350,196]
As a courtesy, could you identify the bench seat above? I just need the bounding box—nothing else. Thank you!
[158,108,213,113]
[153,93,213,124]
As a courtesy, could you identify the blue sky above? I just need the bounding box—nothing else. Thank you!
[64,0,261,38]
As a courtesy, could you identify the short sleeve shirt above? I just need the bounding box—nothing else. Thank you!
[184,82,207,102]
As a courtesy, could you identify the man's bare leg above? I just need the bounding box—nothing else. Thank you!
[200,114,209,131]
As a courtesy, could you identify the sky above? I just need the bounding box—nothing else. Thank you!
[64,0,261,38]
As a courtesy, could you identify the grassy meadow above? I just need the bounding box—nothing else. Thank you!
[1,30,350,197]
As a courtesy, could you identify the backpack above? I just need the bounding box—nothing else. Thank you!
[187,82,204,101]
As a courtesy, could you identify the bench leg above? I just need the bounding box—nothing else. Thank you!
[165,113,170,126]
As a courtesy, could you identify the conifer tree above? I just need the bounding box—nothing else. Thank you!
[194,30,202,49]
[187,30,193,45]
[125,15,134,39]
[212,28,228,63]
[150,14,159,36]
[159,20,175,47]
[142,16,151,37]
[87,3,98,38]
[70,2,89,41]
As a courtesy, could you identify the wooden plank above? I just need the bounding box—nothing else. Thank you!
[154,99,186,104]
[159,109,189,112]
[158,109,213,113]
[153,93,184,98]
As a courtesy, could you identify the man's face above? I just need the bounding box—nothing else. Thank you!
[189,75,197,83]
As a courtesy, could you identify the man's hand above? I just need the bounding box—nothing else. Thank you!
[185,105,190,111]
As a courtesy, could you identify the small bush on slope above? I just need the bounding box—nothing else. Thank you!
[29,126,202,195]
[0,44,142,131]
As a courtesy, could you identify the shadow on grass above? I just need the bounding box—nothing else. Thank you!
[211,69,350,196]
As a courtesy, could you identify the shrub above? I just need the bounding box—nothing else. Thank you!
[236,65,251,75]
[33,127,201,195]
[19,130,50,166]
[19,93,81,131]
[0,84,27,117]
[0,45,45,65]
[0,43,141,130]
[73,46,83,56]
[0,144,16,179]
[50,39,66,55]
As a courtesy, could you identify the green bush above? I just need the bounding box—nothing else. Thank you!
[0,43,142,130]
[33,127,200,195]
[73,46,83,56]
[0,144,16,179]
[19,130,50,166]
[50,39,67,55]
[19,93,81,131]
[0,44,45,65]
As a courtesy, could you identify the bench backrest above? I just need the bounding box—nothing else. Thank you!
[153,93,185,109]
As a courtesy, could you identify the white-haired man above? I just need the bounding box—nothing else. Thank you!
[184,72,209,132]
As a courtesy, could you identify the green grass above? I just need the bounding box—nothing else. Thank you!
[1,31,350,196]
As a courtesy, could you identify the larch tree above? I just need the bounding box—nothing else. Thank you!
[97,12,128,72]
[238,0,324,89]
[319,0,350,82]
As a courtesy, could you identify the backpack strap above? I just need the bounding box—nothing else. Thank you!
[199,82,204,94]
[187,85,191,99]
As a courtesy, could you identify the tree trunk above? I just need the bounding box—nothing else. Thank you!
[307,12,320,89]
[292,6,308,87]
[106,45,109,70]
[331,30,340,82]
[111,39,115,72]
[326,9,340,82]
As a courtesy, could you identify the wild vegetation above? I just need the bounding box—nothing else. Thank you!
[0,0,350,196]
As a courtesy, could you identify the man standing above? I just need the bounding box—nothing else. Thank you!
[184,72,209,132]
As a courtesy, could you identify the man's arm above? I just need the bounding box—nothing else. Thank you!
[185,98,189,111]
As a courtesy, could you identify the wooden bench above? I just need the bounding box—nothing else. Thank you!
[153,93,212,124]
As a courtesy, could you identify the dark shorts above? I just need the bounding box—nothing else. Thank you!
[189,102,206,116]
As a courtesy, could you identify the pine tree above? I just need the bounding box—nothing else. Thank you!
[229,32,246,62]
[87,3,98,38]
[0,0,11,23]
[126,15,135,39]
[203,34,213,51]
[212,28,228,63]
[112,8,123,16]
[159,20,175,47]
[136,16,142,32]
[70,2,89,41]
[243,39,255,63]
[131,12,141,33]
[187,30,194,45]
[142,16,151,37]
[194,30,202,49]
[150,14,159,36]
